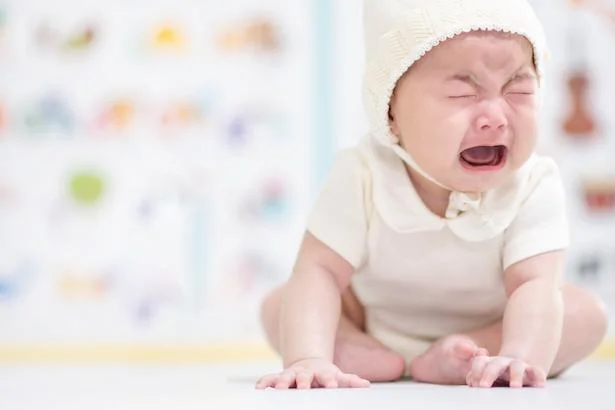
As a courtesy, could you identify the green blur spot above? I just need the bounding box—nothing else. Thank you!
[69,171,105,205]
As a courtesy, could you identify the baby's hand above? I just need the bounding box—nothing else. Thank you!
[466,355,547,388]
[255,358,371,389]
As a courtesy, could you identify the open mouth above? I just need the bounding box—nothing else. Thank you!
[459,145,508,170]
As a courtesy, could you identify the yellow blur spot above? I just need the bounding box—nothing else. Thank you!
[153,24,185,49]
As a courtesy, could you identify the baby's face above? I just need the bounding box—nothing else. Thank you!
[389,31,539,193]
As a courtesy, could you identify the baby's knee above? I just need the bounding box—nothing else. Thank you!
[259,286,284,327]
[565,285,609,342]
[584,293,609,342]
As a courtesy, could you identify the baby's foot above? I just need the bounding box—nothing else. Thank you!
[332,317,407,383]
[408,335,488,385]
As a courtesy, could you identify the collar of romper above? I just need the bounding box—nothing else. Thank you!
[359,136,540,242]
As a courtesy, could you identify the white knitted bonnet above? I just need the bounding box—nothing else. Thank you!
[362,0,549,191]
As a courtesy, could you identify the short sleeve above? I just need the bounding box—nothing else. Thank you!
[306,149,370,269]
[502,159,569,271]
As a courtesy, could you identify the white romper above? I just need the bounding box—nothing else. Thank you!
[306,137,569,362]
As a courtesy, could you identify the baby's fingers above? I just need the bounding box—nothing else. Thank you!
[255,369,370,390]
[467,356,490,387]
[255,373,284,389]
[337,373,371,388]
[315,371,339,388]
[478,358,508,388]
[508,360,526,388]
[526,366,547,388]
[296,371,314,389]
[274,370,297,389]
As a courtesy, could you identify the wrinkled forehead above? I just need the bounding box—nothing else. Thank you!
[411,30,537,74]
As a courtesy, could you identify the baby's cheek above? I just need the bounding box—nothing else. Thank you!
[510,134,536,168]
[432,135,465,169]
[519,117,538,144]
[409,109,468,163]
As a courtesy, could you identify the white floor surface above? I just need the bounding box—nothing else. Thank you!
[1,359,613,410]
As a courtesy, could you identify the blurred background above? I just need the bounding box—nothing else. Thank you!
[0,0,613,362]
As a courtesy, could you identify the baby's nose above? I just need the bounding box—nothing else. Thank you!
[475,100,508,131]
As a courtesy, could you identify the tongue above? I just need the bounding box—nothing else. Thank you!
[461,146,498,166]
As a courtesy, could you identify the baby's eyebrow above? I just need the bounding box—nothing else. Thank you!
[507,63,538,82]
[509,71,537,82]
[447,73,480,87]
[445,68,536,87]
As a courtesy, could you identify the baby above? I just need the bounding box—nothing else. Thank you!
[256,0,608,389]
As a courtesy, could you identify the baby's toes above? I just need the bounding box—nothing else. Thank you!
[451,339,480,361]
[476,348,489,357]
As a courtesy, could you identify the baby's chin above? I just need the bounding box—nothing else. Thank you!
[442,153,522,193]
[447,169,515,194]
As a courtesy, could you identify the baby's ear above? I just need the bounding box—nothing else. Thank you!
[388,105,400,138]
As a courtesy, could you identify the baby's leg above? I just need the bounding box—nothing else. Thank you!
[409,284,608,384]
[260,285,407,382]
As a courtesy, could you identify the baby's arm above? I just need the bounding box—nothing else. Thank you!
[499,250,564,374]
[280,232,355,367]
[256,149,371,389]
[467,159,569,388]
